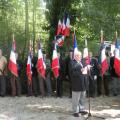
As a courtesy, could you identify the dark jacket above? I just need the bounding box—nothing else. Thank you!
[69,60,87,91]
[17,60,23,77]
[110,56,119,77]
[90,57,99,76]
[31,56,38,77]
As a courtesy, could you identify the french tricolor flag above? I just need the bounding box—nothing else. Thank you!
[73,31,79,59]
[61,14,70,37]
[83,39,90,65]
[114,38,120,76]
[37,42,46,78]
[26,52,32,84]
[51,44,59,78]
[8,39,18,77]
[55,35,65,47]
[101,43,108,76]
[56,19,62,35]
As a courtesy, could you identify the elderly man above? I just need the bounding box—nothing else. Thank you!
[0,49,7,97]
[69,51,88,117]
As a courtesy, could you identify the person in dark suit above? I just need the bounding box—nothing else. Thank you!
[27,54,39,97]
[69,51,88,117]
[56,52,65,97]
[31,56,39,97]
[88,52,99,97]
[110,52,119,96]
[65,49,73,98]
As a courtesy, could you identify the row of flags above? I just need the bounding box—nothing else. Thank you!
[55,14,70,47]
[56,14,70,37]
[8,30,120,83]
[100,31,120,77]
[73,30,120,78]
[51,14,71,78]
[8,39,60,84]
[8,14,71,81]
[26,41,46,85]
[8,39,46,85]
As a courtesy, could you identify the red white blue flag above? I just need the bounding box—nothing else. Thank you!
[51,44,59,78]
[56,19,62,35]
[73,31,79,59]
[83,39,90,65]
[37,42,46,78]
[61,14,70,37]
[101,43,108,76]
[55,35,65,47]
[8,39,18,77]
[114,38,120,76]
[26,51,32,84]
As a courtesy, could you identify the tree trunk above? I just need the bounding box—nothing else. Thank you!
[22,0,29,60]
[32,0,36,54]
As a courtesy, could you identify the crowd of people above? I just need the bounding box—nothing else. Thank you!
[0,46,120,117]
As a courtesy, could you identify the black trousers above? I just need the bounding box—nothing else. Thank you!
[0,75,6,96]
[56,76,63,97]
[27,80,33,96]
[38,74,45,97]
[97,75,109,96]
[103,75,109,96]
[32,76,39,96]
[89,76,96,97]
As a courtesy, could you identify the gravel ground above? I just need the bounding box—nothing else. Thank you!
[0,96,120,120]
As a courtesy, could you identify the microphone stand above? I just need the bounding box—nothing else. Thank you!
[85,66,105,120]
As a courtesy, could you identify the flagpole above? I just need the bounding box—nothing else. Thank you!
[100,30,105,97]
[86,30,105,120]
[13,34,14,41]
[116,31,118,39]
[55,43,58,97]
[85,36,87,47]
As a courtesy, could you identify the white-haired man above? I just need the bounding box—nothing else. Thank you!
[69,51,88,117]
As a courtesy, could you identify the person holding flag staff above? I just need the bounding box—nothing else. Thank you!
[37,41,46,97]
[98,30,109,96]
[69,31,88,117]
[110,31,120,96]
[26,41,33,96]
[44,53,52,96]
[8,35,21,97]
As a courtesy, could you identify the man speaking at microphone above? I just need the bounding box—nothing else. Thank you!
[69,51,88,117]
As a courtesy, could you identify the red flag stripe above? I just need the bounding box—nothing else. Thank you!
[8,50,18,77]
[51,49,59,78]
[26,55,32,83]
[37,49,46,78]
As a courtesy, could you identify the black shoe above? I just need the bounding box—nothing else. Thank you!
[73,113,79,117]
[79,111,88,115]
[113,93,118,96]
[34,94,38,97]
[1,95,5,97]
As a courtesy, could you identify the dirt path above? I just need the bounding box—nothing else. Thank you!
[0,96,120,120]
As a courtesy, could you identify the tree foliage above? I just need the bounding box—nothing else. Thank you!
[1,0,120,58]
[46,0,120,55]
[0,0,49,59]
